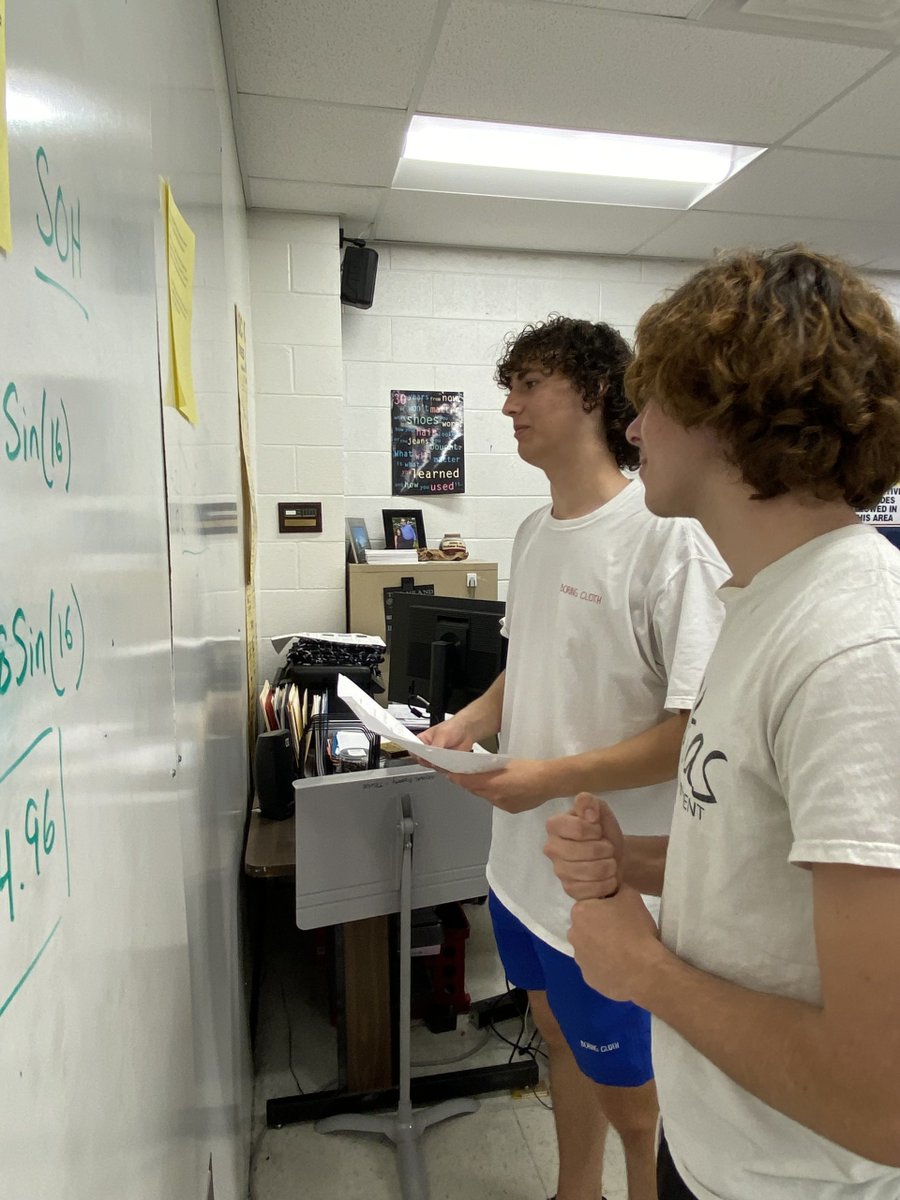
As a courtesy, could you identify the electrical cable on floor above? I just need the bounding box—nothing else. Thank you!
[522,1014,548,1062]
[519,1000,553,1109]
[486,1000,529,1061]
[485,992,553,1110]
[247,1120,272,1200]
[529,1083,553,1111]
[410,1024,492,1068]
[509,994,528,1063]
[485,999,542,1062]
[279,978,304,1094]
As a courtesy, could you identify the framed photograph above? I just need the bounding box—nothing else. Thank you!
[345,516,372,563]
[381,509,427,551]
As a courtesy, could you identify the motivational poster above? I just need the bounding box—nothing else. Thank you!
[391,390,465,496]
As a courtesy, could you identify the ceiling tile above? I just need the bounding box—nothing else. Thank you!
[219,0,440,107]
[238,96,406,187]
[418,0,885,144]
[864,251,900,272]
[247,179,386,223]
[786,58,900,157]
[375,191,680,254]
[698,148,900,222]
[635,209,900,265]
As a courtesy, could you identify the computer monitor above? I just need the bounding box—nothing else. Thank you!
[388,593,507,726]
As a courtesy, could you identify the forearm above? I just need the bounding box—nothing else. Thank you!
[637,948,900,1166]
[622,836,668,896]
[450,670,505,744]
[552,712,688,798]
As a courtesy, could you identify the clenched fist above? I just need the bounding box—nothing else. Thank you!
[544,792,624,900]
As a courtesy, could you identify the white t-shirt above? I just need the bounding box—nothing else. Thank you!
[486,479,728,953]
[656,524,900,1200]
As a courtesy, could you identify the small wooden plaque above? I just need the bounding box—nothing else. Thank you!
[278,501,323,533]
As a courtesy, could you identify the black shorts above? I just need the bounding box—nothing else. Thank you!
[657,1129,699,1200]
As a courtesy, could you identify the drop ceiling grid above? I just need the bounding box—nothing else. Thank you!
[416,0,886,143]
[224,0,900,264]
[541,0,702,14]
[785,53,900,156]
[239,96,407,186]
[247,179,388,222]
[634,209,900,265]
[374,189,684,253]
[219,0,441,107]
[696,147,900,222]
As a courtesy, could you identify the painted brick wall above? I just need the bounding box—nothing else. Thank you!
[249,211,344,678]
[342,243,699,598]
[248,218,900,677]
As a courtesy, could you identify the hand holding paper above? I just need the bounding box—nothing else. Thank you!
[336,674,511,775]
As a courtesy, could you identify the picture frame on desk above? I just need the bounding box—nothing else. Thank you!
[382,509,426,551]
[346,517,371,563]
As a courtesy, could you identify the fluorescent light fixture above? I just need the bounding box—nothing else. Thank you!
[394,115,765,210]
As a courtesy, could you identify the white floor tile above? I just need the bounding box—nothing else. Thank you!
[514,1102,629,1200]
[249,895,622,1200]
[250,1119,398,1200]
[423,1103,549,1200]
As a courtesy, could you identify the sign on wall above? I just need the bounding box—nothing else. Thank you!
[859,484,900,550]
[391,390,465,496]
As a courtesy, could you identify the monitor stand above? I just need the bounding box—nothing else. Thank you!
[427,636,453,726]
[315,793,478,1199]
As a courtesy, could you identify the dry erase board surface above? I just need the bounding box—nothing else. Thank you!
[1,2,251,1198]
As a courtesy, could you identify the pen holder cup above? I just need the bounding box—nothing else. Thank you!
[255,730,296,820]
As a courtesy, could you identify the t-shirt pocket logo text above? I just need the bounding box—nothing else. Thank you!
[560,583,603,606]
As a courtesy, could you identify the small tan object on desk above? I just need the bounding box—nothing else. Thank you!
[417,534,468,561]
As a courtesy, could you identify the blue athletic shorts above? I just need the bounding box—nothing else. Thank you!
[489,891,653,1087]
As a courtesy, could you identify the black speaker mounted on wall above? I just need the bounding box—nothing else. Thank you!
[340,229,378,310]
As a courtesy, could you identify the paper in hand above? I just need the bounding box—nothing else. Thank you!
[336,674,511,775]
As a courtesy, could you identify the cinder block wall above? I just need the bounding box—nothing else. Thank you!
[341,243,696,593]
[249,215,900,679]
[249,212,345,678]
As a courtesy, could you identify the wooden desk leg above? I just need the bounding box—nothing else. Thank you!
[342,915,392,1092]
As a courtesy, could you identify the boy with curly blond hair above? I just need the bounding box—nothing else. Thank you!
[545,246,900,1200]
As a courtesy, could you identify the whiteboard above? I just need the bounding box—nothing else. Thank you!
[0,2,252,1198]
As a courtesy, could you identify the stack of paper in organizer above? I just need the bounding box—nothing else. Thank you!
[364,549,418,565]
[338,674,510,775]
[376,703,429,758]
[386,702,431,734]
[258,677,307,768]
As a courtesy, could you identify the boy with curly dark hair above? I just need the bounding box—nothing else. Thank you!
[545,248,900,1200]
[421,315,728,1200]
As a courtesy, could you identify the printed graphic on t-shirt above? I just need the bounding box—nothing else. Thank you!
[678,685,728,821]
[559,581,603,606]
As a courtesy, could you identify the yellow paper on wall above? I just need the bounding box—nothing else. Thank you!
[164,181,197,424]
[235,305,257,587]
[235,304,260,750]
[0,0,12,252]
